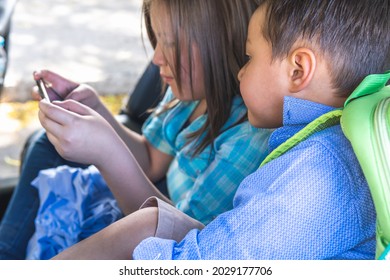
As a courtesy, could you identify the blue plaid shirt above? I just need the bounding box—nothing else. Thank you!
[142,88,271,225]
[134,97,376,260]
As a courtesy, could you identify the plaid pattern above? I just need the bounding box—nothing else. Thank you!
[134,97,376,260]
[142,88,271,224]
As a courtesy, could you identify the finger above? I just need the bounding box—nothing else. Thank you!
[33,69,78,88]
[33,69,79,100]
[38,103,68,140]
[41,69,79,91]
[38,100,81,130]
[44,130,61,152]
[44,128,71,161]
[64,87,88,102]
[53,99,96,116]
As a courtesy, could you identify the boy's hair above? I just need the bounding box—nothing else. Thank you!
[260,0,390,97]
[142,0,260,156]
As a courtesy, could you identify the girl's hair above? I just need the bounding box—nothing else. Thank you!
[260,0,390,97]
[142,0,260,156]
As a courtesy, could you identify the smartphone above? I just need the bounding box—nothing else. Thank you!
[36,79,50,102]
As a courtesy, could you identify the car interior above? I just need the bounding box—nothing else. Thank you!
[0,0,389,261]
[0,0,17,221]
[0,0,17,93]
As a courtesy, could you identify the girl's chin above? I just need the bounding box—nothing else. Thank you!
[170,85,204,102]
[171,89,191,101]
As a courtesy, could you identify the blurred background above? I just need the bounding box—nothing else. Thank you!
[0,0,152,187]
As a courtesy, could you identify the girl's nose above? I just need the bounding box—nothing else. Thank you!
[152,43,166,67]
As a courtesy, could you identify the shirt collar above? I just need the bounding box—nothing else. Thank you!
[269,96,336,151]
[283,96,335,125]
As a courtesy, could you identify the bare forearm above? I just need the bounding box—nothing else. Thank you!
[96,106,160,179]
[95,138,171,214]
[111,122,151,171]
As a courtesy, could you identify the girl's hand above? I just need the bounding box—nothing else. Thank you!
[32,70,106,115]
[38,99,122,166]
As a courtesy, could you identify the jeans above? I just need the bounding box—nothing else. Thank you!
[0,129,87,259]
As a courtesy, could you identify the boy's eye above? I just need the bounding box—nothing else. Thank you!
[245,55,252,62]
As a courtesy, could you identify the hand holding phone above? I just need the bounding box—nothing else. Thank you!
[36,79,50,102]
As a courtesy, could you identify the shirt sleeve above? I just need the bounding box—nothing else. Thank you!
[174,124,270,225]
[133,139,376,260]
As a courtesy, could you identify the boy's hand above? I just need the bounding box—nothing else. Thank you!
[38,99,120,166]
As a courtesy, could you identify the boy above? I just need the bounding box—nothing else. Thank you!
[53,0,390,259]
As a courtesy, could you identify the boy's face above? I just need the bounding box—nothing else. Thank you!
[238,7,287,128]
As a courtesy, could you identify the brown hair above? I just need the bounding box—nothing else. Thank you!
[142,0,261,156]
[260,0,390,97]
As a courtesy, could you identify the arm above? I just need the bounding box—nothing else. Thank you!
[52,207,159,260]
[38,100,173,214]
[33,69,171,182]
[101,114,172,183]
[133,140,375,260]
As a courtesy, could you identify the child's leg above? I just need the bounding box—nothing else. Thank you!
[52,207,159,260]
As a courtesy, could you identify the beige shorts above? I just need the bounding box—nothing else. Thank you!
[140,196,205,242]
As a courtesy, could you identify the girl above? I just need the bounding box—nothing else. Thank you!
[0,0,269,259]
[54,0,383,260]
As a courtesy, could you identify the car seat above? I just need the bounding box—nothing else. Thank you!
[117,61,164,134]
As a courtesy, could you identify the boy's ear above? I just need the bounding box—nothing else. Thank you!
[287,47,316,93]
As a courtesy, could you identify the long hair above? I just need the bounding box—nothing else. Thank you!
[142,0,260,156]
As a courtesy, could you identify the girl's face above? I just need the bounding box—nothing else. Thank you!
[150,2,205,101]
[238,7,287,128]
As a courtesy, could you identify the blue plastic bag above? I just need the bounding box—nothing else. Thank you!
[26,165,123,259]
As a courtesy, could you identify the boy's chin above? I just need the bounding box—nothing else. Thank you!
[247,114,263,128]
[247,112,281,129]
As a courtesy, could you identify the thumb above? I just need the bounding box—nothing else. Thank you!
[53,100,95,116]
